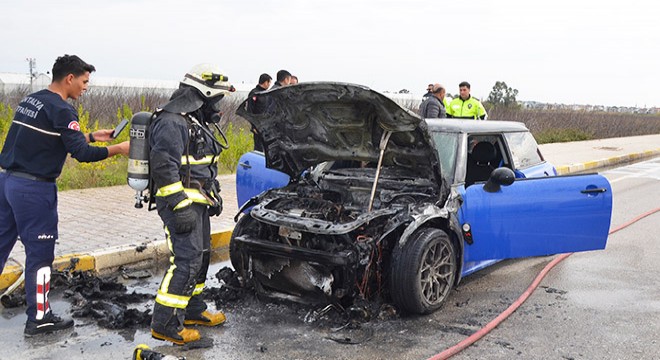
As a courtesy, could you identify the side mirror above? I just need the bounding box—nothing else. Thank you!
[483,168,515,193]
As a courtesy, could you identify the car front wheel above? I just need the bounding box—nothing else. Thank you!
[230,214,258,280]
[390,228,457,314]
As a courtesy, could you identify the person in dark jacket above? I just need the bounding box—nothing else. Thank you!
[255,69,292,146]
[419,83,447,118]
[271,69,292,89]
[246,73,272,151]
[246,73,272,115]
[148,64,230,345]
[0,54,129,337]
[422,83,434,101]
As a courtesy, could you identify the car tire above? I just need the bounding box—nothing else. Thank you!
[390,228,457,314]
[229,214,254,280]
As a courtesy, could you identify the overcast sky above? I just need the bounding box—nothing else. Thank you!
[1,0,658,107]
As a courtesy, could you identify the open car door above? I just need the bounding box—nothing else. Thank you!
[461,174,612,262]
[236,151,290,208]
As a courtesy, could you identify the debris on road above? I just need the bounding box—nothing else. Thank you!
[54,270,152,329]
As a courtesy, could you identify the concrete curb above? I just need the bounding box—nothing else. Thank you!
[2,148,659,290]
[0,228,233,291]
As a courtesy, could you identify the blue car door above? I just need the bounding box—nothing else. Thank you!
[461,174,612,262]
[236,151,290,208]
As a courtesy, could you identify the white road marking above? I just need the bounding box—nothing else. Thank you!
[605,158,660,184]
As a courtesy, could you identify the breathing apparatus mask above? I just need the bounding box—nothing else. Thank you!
[180,63,235,124]
[202,95,224,124]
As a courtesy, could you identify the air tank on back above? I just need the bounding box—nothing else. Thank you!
[127,111,152,208]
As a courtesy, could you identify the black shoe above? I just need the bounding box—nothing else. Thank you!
[24,312,74,337]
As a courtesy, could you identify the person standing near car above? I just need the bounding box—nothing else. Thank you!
[246,73,272,115]
[419,83,447,118]
[260,69,292,126]
[271,69,292,89]
[447,81,488,120]
[0,54,130,337]
[148,64,229,345]
[246,73,272,152]
[422,83,434,101]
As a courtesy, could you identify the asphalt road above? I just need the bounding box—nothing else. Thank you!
[1,158,658,360]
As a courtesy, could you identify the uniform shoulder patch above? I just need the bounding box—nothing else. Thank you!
[68,121,81,131]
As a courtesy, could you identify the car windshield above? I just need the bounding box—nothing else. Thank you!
[431,132,459,183]
[503,131,544,169]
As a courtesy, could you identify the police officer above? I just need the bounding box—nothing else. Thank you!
[149,64,230,345]
[447,81,488,120]
[0,54,130,336]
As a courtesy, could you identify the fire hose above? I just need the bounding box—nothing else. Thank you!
[428,207,660,360]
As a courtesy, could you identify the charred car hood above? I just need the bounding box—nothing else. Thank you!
[236,82,442,182]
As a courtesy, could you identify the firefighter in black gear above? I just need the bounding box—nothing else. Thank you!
[149,64,232,345]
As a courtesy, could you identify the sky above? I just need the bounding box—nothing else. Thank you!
[1,0,658,108]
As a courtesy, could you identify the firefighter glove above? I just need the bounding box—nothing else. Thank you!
[173,206,196,233]
[209,200,222,217]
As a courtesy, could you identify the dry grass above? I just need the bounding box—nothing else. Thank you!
[488,108,660,143]
[0,87,254,189]
[3,87,658,188]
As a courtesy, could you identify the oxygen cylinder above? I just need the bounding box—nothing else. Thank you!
[127,111,152,208]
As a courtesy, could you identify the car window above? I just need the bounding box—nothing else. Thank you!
[503,132,543,169]
[431,132,459,183]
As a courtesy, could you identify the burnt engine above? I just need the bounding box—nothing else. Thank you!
[231,166,438,306]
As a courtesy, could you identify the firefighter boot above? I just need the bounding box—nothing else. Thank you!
[152,303,201,345]
[184,309,226,327]
[151,326,200,345]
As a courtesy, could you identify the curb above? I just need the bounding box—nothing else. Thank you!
[2,148,659,291]
[0,228,233,291]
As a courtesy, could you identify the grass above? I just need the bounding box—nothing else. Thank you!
[0,88,254,190]
[1,87,659,189]
[488,107,660,144]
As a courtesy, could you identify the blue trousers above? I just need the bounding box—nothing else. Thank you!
[0,172,58,321]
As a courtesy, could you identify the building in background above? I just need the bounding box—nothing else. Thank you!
[0,72,51,94]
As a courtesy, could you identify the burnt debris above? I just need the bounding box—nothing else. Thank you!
[54,270,152,329]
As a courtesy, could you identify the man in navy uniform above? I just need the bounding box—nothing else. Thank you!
[0,54,129,336]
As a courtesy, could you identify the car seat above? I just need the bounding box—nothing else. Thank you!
[466,142,496,186]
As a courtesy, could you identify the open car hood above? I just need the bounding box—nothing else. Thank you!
[236,82,442,182]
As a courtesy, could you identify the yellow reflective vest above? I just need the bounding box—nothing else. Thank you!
[447,96,487,120]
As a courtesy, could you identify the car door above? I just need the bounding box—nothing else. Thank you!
[460,174,612,262]
[236,151,290,208]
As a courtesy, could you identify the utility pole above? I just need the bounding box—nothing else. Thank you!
[26,57,36,89]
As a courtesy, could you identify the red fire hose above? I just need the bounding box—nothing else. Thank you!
[428,207,660,360]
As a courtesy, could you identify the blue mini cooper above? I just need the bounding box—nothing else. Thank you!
[231,82,612,314]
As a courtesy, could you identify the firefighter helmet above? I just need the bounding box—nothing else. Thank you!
[180,63,235,99]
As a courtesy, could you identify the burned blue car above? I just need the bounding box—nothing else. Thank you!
[231,82,612,314]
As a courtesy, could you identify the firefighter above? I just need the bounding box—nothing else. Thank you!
[447,81,488,120]
[0,54,130,336]
[149,64,230,345]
